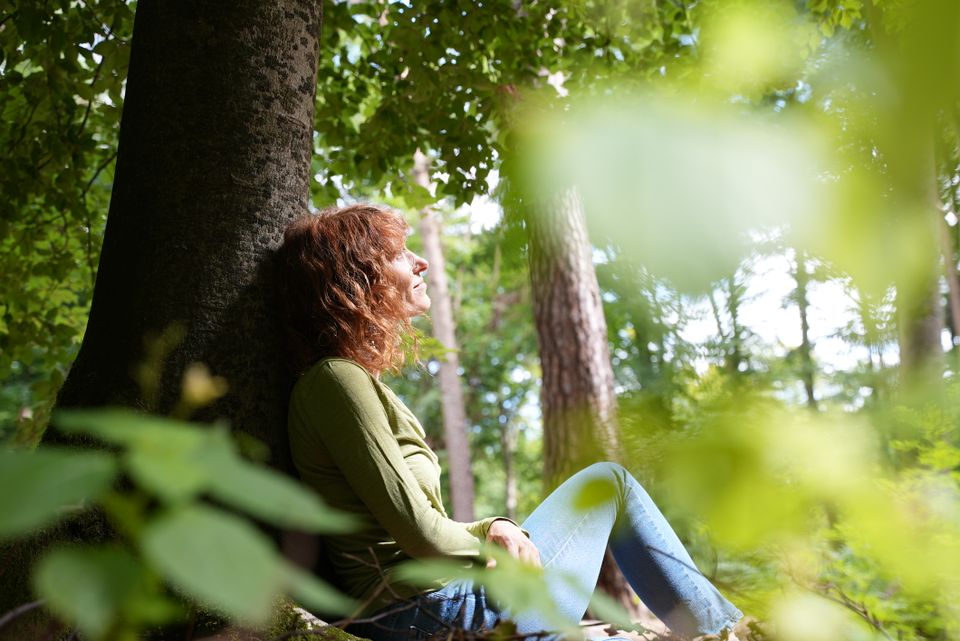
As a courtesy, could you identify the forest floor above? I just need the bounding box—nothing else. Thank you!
[581,601,670,641]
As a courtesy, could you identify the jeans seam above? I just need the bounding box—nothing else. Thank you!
[541,509,593,568]
[624,482,725,626]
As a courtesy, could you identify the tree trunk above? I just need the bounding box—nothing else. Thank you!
[897,277,944,377]
[725,276,746,375]
[897,187,944,381]
[490,244,519,521]
[526,186,635,613]
[852,288,885,403]
[792,251,817,410]
[1,0,323,629]
[57,0,321,443]
[938,211,960,351]
[500,403,519,521]
[413,153,476,521]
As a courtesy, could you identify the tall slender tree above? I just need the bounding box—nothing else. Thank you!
[413,152,476,521]
[939,213,960,350]
[790,250,818,410]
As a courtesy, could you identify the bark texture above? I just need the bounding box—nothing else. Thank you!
[526,186,634,612]
[528,188,619,487]
[413,153,476,521]
[1,0,323,632]
[57,0,322,452]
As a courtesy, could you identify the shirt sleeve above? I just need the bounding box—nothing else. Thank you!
[293,360,488,560]
[464,517,530,540]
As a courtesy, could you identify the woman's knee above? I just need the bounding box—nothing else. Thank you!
[581,461,628,481]
[578,462,651,500]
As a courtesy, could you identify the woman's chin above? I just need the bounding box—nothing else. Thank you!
[407,299,431,318]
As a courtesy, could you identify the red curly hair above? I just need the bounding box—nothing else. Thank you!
[277,204,415,375]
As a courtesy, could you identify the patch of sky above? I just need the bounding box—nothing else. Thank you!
[351,13,375,25]
[346,41,361,64]
[677,28,699,48]
[509,367,531,383]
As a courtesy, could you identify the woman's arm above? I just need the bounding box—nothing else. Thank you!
[292,359,501,560]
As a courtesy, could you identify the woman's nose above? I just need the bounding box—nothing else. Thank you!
[413,253,428,274]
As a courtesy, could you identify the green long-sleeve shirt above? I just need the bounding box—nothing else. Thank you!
[288,357,506,613]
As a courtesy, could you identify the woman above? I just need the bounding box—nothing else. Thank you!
[277,204,743,640]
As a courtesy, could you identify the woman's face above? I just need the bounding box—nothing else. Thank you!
[386,245,430,318]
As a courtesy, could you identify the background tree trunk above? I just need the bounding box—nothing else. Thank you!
[1,0,323,630]
[897,173,945,381]
[938,211,960,352]
[413,152,476,521]
[500,395,519,521]
[526,186,635,614]
[897,277,944,377]
[792,251,817,410]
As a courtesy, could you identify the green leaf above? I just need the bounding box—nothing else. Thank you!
[55,408,225,503]
[55,409,358,528]
[0,448,117,539]
[33,545,145,640]
[205,454,358,533]
[393,558,476,589]
[141,505,287,624]
[572,477,617,511]
[286,565,357,615]
[397,546,575,634]
[585,587,641,631]
[54,407,206,447]
[123,433,214,503]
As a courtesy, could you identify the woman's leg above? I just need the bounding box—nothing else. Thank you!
[344,583,501,641]
[515,462,742,638]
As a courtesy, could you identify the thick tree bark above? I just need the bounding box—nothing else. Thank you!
[1,0,323,632]
[413,153,476,521]
[526,186,634,613]
[57,0,321,446]
[528,188,619,487]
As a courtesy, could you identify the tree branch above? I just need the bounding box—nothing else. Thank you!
[0,599,46,631]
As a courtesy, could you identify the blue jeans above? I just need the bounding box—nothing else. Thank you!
[346,463,742,640]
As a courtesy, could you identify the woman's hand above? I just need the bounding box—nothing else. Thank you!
[485,519,542,569]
